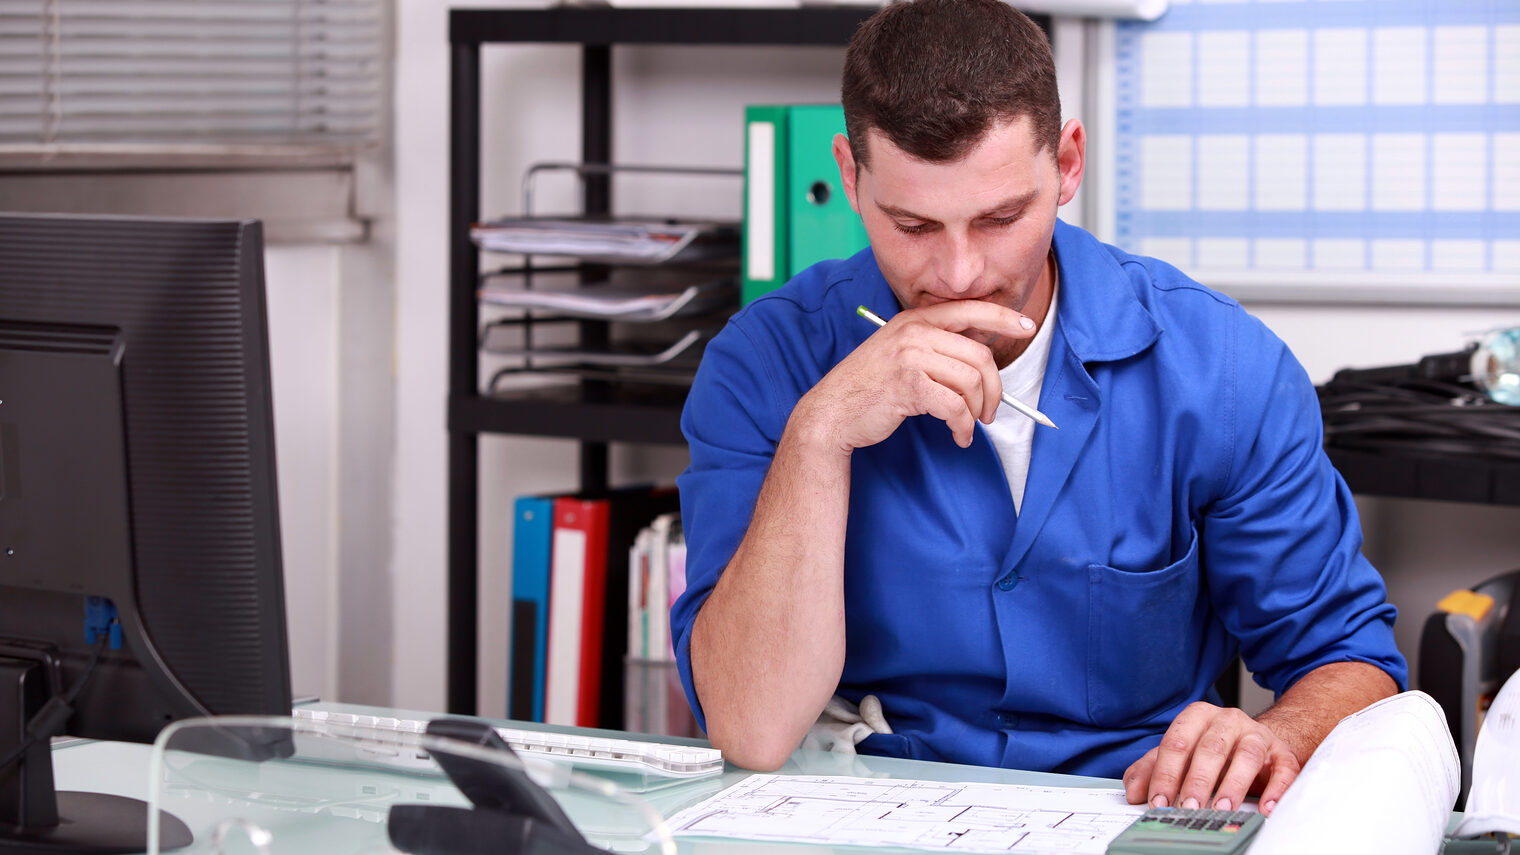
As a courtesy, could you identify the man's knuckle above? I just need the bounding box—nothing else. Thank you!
[1150,769,1181,789]
[1198,733,1231,757]
[1184,772,1215,792]
[956,359,979,381]
[1160,733,1192,752]
[1235,738,1270,764]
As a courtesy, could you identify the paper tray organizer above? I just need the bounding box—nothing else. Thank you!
[475,162,741,395]
[470,161,742,266]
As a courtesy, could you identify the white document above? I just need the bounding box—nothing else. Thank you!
[663,773,1145,853]
[1248,691,1459,855]
[1454,667,1520,839]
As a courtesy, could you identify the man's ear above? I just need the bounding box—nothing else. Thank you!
[833,133,862,214]
[1056,119,1086,206]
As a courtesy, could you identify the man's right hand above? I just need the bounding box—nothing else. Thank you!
[793,300,1038,453]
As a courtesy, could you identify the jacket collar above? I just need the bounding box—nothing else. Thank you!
[1049,219,1161,365]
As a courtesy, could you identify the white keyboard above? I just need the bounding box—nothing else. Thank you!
[290,707,724,780]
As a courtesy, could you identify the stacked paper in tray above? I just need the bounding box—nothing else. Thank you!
[478,277,736,322]
[471,217,738,265]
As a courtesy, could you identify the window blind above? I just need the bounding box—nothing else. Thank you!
[0,0,382,157]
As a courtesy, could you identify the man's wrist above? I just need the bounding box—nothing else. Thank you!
[783,392,856,460]
[1254,707,1319,766]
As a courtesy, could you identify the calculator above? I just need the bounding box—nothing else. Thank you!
[1106,806,1264,855]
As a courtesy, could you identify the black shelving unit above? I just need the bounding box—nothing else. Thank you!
[1326,446,1520,507]
[446,7,881,715]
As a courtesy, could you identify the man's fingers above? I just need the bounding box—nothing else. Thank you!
[881,311,1007,423]
[923,333,1005,423]
[910,298,1037,342]
[916,353,993,428]
[1208,730,1272,812]
[1255,749,1301,816]
[1145,704,1213,808]
[1176,717,1241,810]
[919,381,978,448]
[1122,748,1159,805]
[1128,704,1307,817]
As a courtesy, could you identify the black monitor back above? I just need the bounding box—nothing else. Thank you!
[0,213,292,740]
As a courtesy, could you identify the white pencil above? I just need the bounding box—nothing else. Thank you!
[856,304,1059,430]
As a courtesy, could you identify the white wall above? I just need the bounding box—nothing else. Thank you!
[389,2,1520,716]
[263,246,341,702]
[264,236,398,708]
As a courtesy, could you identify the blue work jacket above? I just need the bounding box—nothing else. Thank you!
[672,220,1406,778]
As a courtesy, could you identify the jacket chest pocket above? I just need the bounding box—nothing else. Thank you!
[1085,527,1203,728]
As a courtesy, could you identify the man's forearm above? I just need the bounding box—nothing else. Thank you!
[689,408,855,771]
[1256,660,1399,764]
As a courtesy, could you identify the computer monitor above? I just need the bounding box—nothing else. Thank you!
[0,213,293,851]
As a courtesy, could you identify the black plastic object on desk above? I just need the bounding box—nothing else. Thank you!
[387,718,606,855]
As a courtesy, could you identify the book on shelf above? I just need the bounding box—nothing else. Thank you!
[471,217,739,265]
[509,495,555,723]
[544,496,610,727]
[511,486,679,730]
[599,489,681,729]
[625,512,701,737]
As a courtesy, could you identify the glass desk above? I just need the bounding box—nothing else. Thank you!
[47,701,1490,855]
[46,701,1122,855]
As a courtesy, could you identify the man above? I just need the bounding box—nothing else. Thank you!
[671,0,1405,817]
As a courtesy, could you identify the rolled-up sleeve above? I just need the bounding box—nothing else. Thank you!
[1201,313,1408,697]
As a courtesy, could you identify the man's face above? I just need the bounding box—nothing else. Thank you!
[835,116,1085,363]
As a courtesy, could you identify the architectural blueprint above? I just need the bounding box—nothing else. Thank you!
[661,774,1147,853]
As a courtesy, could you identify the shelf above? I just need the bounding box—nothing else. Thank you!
[450,382,687,445]
[452,7,878,47]
[447,4,976,716]
[1327,446,1520,507]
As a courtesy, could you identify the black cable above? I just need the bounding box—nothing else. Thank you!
[0,629,112,775]
[1318,370,1520,459]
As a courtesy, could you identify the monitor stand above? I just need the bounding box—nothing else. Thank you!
[0,653,193,854]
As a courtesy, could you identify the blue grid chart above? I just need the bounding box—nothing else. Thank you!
[1111,0,1520,288]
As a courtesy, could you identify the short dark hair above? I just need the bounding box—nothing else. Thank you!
[841,0,1061,168]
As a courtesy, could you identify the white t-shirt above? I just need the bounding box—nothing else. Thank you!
[982,271,1058,515]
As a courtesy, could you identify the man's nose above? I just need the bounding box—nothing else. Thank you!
[936,230,984,294]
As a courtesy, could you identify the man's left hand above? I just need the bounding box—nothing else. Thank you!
[1121,702,1301,816]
